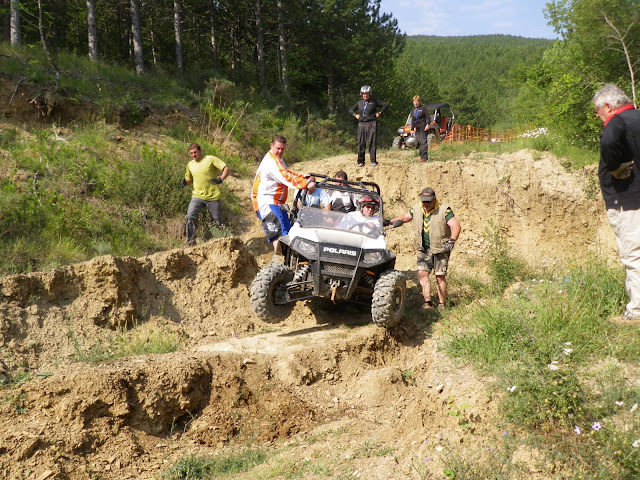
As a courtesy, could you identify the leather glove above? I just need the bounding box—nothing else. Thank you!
[210,177,223,185]
[392,219,404,229]
[179,178,187,188]
[383,219,391,227]
[442,238,456,251]
[611,161,634,180]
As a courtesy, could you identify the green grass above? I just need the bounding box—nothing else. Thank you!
[162,450,267,479]
[440,241,640,479]
[70,322,183,364]
[430,133,599,170]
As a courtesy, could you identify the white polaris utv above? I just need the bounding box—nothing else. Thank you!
[250,175,406,328]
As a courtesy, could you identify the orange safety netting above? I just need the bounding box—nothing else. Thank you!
[441,123,531,144]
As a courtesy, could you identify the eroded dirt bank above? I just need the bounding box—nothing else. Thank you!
[0,150,615,479]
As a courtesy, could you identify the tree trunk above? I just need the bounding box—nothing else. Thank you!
[209,0,218,69]
[86,0,98,61]
[230,22,238,80]
[603,13,638,108]
[37,0,60,89]
[327,66,334,113]
[130,0,145,75]
[10,0,20,47]
[174,0,184,76]
[277,0,290,97]
[255,0,265,93]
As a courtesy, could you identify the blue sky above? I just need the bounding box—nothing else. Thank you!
[378,0,558,39]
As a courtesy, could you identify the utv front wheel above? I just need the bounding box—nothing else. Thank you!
[392,136,403,149]
[371,270,406,328]
[250,264,294,322]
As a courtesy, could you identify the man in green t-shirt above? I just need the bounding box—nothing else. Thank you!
[180,143,230,245]
[390,187,461,310]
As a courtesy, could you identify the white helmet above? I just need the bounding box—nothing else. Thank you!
[360,85,372,95]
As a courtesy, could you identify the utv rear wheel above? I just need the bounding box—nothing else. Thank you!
[250,264,294,322]
[427,131,440,147]
[392,136,403,149]
[371,270,406,328]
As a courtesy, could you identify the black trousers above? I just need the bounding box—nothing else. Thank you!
[357,121,377,164]
[416,128,429,161]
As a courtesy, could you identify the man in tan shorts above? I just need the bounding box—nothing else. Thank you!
[390,187,461,310]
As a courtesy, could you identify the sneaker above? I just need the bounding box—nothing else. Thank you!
[437,302,446,310]
[371,162,379,166]
[608,310,640,325]
[418,158,428,163]
[357,162,365,167]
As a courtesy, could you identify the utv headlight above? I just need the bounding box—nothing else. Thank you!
[363,251,384,263]
[296,238,317,257]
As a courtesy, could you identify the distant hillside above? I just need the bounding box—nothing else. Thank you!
[398,35,552,128]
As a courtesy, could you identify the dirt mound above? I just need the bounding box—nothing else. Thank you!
[0,237,259,371]
[0,149,616,479]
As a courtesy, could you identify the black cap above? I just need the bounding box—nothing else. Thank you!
[419,187,435,202]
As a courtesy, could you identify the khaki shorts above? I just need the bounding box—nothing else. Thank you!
[417,249,450,276]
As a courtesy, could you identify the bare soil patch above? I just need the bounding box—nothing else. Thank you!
[0,149,615,479]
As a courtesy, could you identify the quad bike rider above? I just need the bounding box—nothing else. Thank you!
[392,102,455,149]
[250,175,406,328]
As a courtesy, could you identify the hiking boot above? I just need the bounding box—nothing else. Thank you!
[421,300,436,311]
[437,302,446,310]
[608,310,640,326]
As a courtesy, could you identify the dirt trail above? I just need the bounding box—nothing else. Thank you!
[0,149,614,479]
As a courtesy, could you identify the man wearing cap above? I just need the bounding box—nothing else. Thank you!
[390,187,461,310]
[348,85,388,167]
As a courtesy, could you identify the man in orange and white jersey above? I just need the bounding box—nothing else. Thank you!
[251,134,313,251]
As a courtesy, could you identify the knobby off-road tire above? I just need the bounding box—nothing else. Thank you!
[392,136,403,149]
[427,131,440,147]
[371,270,406,328]
[250,264,294,322]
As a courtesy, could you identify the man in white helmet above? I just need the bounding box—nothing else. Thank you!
[348,85,388,167]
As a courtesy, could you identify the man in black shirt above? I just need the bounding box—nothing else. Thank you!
[349,85,388,167]
[593,83,640,325]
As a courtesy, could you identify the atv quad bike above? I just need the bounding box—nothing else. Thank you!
[250,176,406,328]
[392,102,455,149]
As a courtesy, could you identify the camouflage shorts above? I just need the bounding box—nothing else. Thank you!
[417,249,450,276]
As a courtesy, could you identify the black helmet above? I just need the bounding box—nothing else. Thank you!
[359,194,380,212]
[360,85,372,95]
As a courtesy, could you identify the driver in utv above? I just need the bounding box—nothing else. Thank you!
[339,195,382,235]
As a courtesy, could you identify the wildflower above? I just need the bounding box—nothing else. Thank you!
[579,281,585,285]
[615,401,624,407]
[563,348,573,356]
[564,342,572,346]
[592,422,602,431]
[574,426,581,435]
[632,440,640,448]
[507,385,517,392]
[424,457,431,462]
[564,278,570,283]
[548,361,559,371]
[631,403,638,413]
